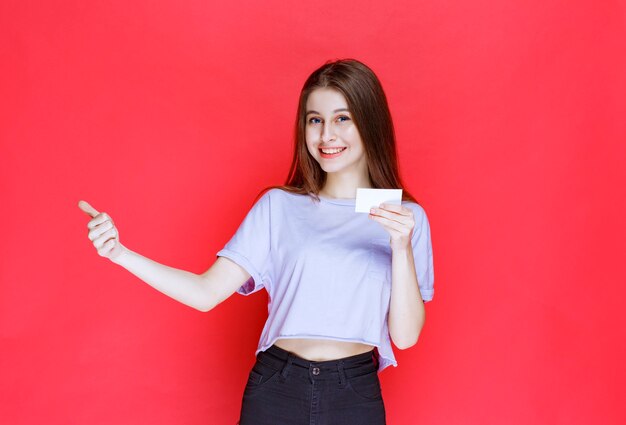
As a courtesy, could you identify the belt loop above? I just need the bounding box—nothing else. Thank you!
[338,359,346,387]
[280,352,294,381]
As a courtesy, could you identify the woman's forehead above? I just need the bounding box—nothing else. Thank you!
[306,88,349,111]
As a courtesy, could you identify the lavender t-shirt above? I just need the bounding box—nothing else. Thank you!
[216,188,434,372]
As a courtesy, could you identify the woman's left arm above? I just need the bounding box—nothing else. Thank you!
[369,204,425,349]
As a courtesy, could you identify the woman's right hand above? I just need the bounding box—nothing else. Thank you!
[78,200,126,261]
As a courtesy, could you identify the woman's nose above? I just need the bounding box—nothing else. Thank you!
[321,123,336,143]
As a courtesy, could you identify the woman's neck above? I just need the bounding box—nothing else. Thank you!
[320,172,372,199]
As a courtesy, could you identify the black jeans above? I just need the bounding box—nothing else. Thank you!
[238,344,386,425]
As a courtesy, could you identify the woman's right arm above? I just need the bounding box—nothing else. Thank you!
[78,200,250,312]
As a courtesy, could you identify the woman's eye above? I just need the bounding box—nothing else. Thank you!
[337,116,350,122]
[308,117,321,124]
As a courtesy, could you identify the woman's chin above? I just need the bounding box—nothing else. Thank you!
[320,166,342,174]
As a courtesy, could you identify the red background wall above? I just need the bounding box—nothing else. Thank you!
[1,1,624,424]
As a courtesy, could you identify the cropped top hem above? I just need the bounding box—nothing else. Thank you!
[421,288,434,302]
[259,334,398,373]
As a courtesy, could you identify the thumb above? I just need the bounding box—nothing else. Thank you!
[78,200,100,218]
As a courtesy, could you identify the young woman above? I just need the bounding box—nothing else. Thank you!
[78,58,434,425]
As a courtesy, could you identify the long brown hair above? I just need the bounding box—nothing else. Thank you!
[261,58,418,204]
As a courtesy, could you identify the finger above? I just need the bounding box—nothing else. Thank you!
[369,214,407,233]
[93,227,117,249]
[378,203,411,216]
[370,207,410,225]
[97,239,116,257]
[78,200,100,218]
[371,216,407,236]
[87,214,110,230]
[88,220,113,241]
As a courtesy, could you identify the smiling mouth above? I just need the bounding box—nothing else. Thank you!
[319,147,347,155]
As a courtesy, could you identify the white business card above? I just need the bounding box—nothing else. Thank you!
[355,188,402,213]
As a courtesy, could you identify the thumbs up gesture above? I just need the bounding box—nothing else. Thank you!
[78,200,126,261]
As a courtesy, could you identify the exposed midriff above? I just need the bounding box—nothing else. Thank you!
[273,337,375,361]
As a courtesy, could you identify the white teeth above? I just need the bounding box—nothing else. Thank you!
[321,147,345,154]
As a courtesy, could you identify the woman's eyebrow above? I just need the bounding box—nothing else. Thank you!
[305,108,350,116]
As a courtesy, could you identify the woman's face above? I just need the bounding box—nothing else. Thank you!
[304,88,368,179]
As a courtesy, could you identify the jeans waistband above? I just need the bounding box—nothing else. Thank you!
[257,343,378,384]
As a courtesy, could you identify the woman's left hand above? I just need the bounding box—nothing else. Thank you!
[369,203,415,251]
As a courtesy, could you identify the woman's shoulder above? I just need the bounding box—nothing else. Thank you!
[264,187,312,200]
[257,187,313,207]
[401,200,428,220]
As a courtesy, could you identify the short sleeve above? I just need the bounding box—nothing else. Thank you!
[411,205,435,302]
[216,192,273,296]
